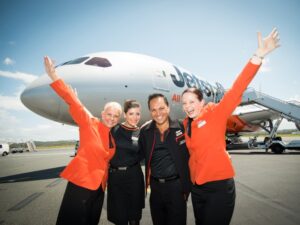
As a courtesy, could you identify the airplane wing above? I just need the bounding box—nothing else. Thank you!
[227,105,281,133]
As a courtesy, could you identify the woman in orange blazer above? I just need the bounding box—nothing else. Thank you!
[181,28,280,225]
[44,56,122,225]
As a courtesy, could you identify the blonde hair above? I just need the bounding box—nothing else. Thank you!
[103,101,122,114]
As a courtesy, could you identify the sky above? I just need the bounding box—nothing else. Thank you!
[0,0,299,142]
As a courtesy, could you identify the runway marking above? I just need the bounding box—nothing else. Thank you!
[6,177,31,183]
[46,178,63,187]
[8,192,44,211]
[236,181,300,223]
[9,152,72,158]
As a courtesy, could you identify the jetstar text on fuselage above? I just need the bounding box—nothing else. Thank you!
[170,65,225,102]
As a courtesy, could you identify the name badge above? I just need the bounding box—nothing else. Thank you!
[176,130,183,137]
[197,120,206,128]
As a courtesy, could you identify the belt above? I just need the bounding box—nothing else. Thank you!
[151,175,179,183]
[193,178,234,188]
[109,162,138,172]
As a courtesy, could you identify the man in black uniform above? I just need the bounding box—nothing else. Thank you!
[139,93,191,225]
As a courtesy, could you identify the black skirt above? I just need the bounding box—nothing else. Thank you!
[107,164,145,223]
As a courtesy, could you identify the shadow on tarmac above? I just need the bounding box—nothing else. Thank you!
[0,166,65,183]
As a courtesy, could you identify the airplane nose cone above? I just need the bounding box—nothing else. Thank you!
[20,76,61,122]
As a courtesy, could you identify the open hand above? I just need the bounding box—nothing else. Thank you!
[256,28,280,58]
[44,56,59,81]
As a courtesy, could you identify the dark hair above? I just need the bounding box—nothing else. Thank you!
[181,88,203,101]
[147,93,169,109]
[124,100,140,113]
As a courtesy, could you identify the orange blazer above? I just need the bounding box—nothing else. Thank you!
[184,61,260,185]
[50,79,115,191]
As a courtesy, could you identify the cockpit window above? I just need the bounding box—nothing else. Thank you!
[60,57,89,66]
[85,57,112,67]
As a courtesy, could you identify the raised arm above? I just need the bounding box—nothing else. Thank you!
[44,56,59,81]
[251,28,280,65]
[218,28,280,118]
[44,56,92,126]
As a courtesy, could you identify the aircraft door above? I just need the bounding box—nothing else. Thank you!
[152,70,170,92]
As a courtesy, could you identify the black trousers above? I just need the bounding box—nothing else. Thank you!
[191,178,236,225]
[107,164,145,224]
[56,182,104,225]
[150,178,187,225]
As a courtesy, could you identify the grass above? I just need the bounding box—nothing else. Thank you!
[36,144,75,150]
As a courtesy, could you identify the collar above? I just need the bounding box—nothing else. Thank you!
[143,118,181,131]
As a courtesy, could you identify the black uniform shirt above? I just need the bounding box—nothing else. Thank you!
[110,124,140,167]
[150,129,178,178]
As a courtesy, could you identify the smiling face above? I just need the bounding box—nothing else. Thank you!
[101,106,121,128]
[124,107,141,128]
[182,92,205,119]
[149,97,170,126]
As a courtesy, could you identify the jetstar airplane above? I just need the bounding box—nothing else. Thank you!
[21,52,300,152]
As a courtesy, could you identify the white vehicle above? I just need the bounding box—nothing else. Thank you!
[0,143,9,156]
[10,141,36,153]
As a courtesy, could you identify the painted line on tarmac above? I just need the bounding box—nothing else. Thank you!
[9,152,72,158]
[8,192,44,211]
[46,178,63,187]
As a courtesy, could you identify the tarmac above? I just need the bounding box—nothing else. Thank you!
[0,145,300,225]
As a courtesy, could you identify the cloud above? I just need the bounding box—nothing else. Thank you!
[286,95,300,108]
[280,119,296,130]
[259,58,271,73]
[287,95,300,102]
[3,57,15,65]
[0,109,20,125]
[13,84,26,96]
[0,94,27,111]
[0,70,38,83]
[0,110,78,142]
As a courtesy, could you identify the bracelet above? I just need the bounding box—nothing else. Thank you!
[253,53,264,60]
